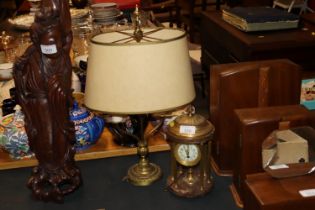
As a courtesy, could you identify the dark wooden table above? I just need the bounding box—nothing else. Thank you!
[200,11,315,71]
[244,172,315,210]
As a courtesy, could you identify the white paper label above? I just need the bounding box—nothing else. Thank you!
[179,125,196,135]
[299,189,315,197]
[269,164,289,170]
[40,44,57,54]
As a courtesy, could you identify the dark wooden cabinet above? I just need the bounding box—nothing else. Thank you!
[210,59,302,175]
[244,172,315,210]
[232,105,314,206]
[200,11,315,71]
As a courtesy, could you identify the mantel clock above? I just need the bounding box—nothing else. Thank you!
[166,111,214,198]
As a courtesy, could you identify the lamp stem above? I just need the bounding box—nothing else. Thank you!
[127,114,162,186]
[137,114,149,167]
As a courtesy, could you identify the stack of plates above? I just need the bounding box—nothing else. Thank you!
[91,3,125,25]
[71,8,90,26]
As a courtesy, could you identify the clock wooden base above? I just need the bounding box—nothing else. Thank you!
[166,168,213,198]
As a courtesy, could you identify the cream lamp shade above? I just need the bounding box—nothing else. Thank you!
[84,28,196,114]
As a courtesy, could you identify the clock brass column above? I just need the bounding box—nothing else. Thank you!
[166,111,214,198]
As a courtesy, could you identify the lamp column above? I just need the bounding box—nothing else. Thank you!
[127,115,162,186]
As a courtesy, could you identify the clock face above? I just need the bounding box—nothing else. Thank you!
[174,144,201,167]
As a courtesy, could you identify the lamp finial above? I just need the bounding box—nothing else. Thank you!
[133,4,143,42]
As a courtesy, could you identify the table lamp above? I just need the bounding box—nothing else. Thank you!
[84,9,195,186]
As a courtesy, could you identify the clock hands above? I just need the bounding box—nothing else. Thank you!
[185,145,190,159]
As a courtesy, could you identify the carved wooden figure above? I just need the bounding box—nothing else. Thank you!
[13,0,82,202]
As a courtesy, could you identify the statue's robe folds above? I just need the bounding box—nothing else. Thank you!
[14,44,75,169]
[13,44,80,202]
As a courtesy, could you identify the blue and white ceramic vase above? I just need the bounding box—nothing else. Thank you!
[70,101,105,151]
[0,108,34,159]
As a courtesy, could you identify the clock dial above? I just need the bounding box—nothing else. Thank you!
[174,144,201,167]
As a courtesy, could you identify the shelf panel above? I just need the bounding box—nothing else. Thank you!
[0,128,170,170]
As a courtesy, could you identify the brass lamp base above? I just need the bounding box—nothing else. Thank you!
[126,114,163,186]
[127,159,162,186]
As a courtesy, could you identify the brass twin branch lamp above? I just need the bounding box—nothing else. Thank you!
[84,8,195,186]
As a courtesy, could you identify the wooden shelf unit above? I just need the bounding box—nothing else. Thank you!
[0,128,170,170]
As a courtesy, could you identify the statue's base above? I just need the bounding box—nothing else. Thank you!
[27,164,82,203]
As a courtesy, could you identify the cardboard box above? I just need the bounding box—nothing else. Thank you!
[262,130,309,167]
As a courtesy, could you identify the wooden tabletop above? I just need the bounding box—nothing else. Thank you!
[245,172,315,207]
[202,11,315,50]
[0,127,170,170]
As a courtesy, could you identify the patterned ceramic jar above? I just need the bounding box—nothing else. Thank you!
[70,101,105,151]
[0,109,34,159]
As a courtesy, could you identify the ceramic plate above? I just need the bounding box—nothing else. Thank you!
[0,63,13,70]
[0,63,13,80]
[93,11,123,20]
[8,14,34,30]
[93,8,120,18]
[91,2,117,10]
